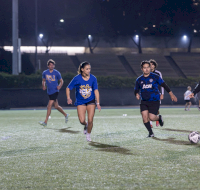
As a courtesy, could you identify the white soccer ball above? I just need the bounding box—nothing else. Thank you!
[188,131,200,144]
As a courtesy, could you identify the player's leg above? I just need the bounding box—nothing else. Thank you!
[44,100,54,124]
[148,101,163,126]
[156,110,160,127]
[77,105,87,134]
[140,101,154,137]
[188,102,191,111]
[141,110,154,137]
[86,104,96,141]
[54,99,69,123]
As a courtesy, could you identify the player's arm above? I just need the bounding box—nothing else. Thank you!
[160,82,177,102]
[190,81,200,98]
[57,78,63,90]
[134,80,140,100]
[42,78,46,90]
[159,72,164,99]
[94,89,101,112]
[66,87,72,104]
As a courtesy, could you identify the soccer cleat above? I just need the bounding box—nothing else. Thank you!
[84,123,88,135]
[65,114,70,123]
[158,115,164,127]
[184,109,187,111]
[147,133,154,138]
[156,121,159,127]
[39,121,47,127]
[86,133,91,142]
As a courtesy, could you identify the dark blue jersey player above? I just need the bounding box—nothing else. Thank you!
[134,60,177,137]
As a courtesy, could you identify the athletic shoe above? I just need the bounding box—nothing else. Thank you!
[156,121,159,127]
[86,133,91,142]
[65,114,70,123]
[188,109,190,111]
[39,121,47,127]
[158,115,164,127]
[198,107,200,111]
[147,133,154,138]
[84,123,88,135]
[185,108,187,111]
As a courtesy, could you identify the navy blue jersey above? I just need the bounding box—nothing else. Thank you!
[134,73,164,101]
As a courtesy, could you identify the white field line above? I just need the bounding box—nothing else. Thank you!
[2,114,200,120]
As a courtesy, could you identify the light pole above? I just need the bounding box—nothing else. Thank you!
[12,0,19,75]
[35,0,38,72]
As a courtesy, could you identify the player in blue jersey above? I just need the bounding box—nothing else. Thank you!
[134,61,177,137]
[66,61,101,142]
[39,59,69,127]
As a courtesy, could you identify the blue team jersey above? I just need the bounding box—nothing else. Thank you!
[42,69,62,95]
[68,74,98,106]
[134,72,164,101]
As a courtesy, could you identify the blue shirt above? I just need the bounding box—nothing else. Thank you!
[68,74,98,106]
[42,69,62,95]
[134,73,164,101]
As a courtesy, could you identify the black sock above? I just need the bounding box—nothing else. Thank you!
[144,122,153,135]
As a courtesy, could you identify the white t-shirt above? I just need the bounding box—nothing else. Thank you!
[184,90,191,100]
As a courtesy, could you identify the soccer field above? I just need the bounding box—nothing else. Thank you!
[1,108,200,189]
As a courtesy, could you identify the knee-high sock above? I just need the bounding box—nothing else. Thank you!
[144,122,153,134]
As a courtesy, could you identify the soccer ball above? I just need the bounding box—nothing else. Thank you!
[188,131,200,144]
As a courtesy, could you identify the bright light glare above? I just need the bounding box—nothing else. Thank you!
[39,34,43,38]
[3,46,85,55]
[60,19,64,22]
[88,35,91,38]
[135,35,139,38]
[183,35,187,40]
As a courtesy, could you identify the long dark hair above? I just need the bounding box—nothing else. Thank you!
[77,61,90,74]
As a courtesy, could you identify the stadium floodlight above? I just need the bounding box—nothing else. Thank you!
[60,19,64,23]
[39,34,43,38]
[135,35,139,38]
[194,29,197,33]
[183,35,187,40]
[88,35,92,38]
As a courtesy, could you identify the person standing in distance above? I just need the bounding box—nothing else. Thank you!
[39,59,69,127]
[184,86,192,111]
[134,61,177,137]
[149,59,164,127]
[66,61,101,142]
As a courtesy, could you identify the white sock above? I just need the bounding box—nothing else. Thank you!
[150,121,153,125]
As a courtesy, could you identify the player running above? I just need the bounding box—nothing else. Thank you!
[39,59,69,127]
[149,59,164,127]
[66,61,101,142]
[134,61,177,137]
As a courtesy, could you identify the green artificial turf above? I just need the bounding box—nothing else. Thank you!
[0,108,200,190]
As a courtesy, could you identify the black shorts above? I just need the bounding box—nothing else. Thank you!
[81,99,96,106]
[185,100,191,103]
[140,100,160,115]
[48,92,59,100]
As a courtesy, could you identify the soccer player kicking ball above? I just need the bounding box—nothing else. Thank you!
[39,59,69,127]
[134,61,177,137]
[66,61,101,142]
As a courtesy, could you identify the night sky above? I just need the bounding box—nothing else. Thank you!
[0,0,199,45]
